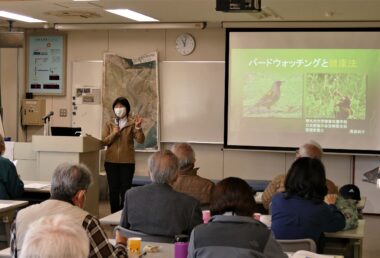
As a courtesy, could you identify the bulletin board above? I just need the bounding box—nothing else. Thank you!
[26,34,66,95]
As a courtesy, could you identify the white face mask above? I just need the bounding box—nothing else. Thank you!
[114,107,127,118]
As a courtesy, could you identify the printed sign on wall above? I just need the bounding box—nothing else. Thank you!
[27,35,65,95]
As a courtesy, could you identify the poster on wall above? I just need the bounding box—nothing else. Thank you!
[27,35,66,95]
[103,52,159,151]
[354,156,380,214]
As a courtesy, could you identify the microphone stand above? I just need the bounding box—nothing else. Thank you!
[43,116,51,136]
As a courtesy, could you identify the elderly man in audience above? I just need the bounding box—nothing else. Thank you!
[20,214,89,258]
[0,134,24,199]
[120,150,203,237]
[171,143,215,207]
[11,163,128,258]
[262,140,338,210]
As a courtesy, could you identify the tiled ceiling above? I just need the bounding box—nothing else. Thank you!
[0,0,379,29]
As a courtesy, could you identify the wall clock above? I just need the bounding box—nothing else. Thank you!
[176,33,196,56]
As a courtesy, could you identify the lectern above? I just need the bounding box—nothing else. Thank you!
[32,135,103,216]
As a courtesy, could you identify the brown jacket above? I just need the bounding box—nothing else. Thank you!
[171,168,215,205]
[102,119,145,164]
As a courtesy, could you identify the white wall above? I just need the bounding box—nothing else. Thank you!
[0,27,356,186]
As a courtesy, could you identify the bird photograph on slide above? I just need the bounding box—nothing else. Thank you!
[304,73,366,120]
[243,73,303,118]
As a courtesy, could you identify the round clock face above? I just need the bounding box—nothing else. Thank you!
[175,33,196,56]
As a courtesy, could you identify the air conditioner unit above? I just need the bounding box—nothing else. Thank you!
[216,0,261,12]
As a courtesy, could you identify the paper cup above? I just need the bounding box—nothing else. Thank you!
[128,237,141,255]
[202,210,211,224]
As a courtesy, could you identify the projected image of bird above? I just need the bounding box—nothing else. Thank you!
[335,96,352,119]
[252,80,284,111]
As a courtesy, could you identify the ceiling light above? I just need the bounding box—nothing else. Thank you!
[54,22,206,30]
[106,9,158,22]
[0,11,46,23]
[72,0,99,1]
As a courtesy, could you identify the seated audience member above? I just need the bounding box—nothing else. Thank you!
[262,140,338,210]
[11,163,128,258]
[335,184,360,230]
[188,177,287,258]
[171,143,215,206]
[20,214,89,258]
[120,150,202,237]
[0,134,24,199]
[271,158,345,252]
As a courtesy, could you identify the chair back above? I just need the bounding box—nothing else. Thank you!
[114,226,174,243]
[278,238,317,253]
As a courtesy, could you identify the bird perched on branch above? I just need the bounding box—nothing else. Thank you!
[252,80,284,111]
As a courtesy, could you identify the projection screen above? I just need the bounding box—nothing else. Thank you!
[225,28,380,154]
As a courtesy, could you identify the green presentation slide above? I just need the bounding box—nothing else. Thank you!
[230,49,377,120]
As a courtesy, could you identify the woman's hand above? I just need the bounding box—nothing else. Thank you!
[135,115,143,128]
[324,194,337,205]
[113,125,120,134]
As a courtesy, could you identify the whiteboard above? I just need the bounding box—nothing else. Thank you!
[160,61,225,143]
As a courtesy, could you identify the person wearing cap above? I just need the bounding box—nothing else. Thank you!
[335,184,360,230]
[102,97,145,213]
[262,140,338,210]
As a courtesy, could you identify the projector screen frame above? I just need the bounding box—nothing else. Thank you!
[224,27,380,155]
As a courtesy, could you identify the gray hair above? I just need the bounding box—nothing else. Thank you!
[171,143,195,171]
[50,163,92,202]
[20,214,89,258]
[298,140,323,159]
[148,150,178,184]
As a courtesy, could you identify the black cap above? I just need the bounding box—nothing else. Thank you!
[339,184,361,201]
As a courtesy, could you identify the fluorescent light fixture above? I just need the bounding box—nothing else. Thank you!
[72,0,99,1]
[0,11,45,23]
[54,22,206,30]
[106,9,158,22]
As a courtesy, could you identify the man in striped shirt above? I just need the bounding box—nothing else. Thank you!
[11,163,127,258]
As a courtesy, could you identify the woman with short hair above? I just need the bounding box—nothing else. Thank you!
[102,97,145,213]
[187,177,286,258]
[271,157,345,252]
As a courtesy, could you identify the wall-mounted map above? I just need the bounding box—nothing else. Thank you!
[103,52,159,151]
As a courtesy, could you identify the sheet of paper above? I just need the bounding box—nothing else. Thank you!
[24,183,50,189]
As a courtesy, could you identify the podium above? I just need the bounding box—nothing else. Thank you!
[32,135,103,216]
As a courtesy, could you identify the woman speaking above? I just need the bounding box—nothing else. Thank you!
[102,97,145,213]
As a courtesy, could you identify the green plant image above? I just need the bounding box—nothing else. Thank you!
[304,73,366,119]
[243,73,303,118]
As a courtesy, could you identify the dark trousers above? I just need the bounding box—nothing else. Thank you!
[104,162,135,213]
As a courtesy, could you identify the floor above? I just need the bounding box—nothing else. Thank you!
[98,201,380,258]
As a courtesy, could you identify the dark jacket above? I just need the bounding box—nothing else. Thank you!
[120,183,202,237]
[188,215,287,258]
[0,156,24,199]
[271,193,345,244]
